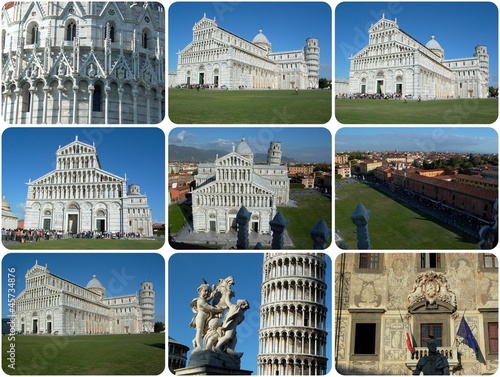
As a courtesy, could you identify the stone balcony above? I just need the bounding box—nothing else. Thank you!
[406,347,460,371]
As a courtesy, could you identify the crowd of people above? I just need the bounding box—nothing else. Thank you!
[1,229,144,243]
[336,92,406,100]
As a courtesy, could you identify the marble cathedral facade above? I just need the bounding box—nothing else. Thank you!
[172,14,320,90]
[191,138,290,234]
[349,16,489,99]
[13,261,155,335]
[335,253,498,375]
[1,1,165,124]
[23,136,153,236]
[258,253,329,375]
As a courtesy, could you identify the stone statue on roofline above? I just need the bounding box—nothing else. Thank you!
[187,276,250,371]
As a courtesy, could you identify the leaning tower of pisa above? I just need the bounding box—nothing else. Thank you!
[140,281,155,333]
[304,37,320,89]
[258,253,329,375]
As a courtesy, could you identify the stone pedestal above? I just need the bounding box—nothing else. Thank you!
[175,365,252,375]
[174,349,253,375]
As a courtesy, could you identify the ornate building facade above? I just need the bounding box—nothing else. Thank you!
[13,261,155,334]
[2,196,18,229]
[1,1,165,124]
[258,253,329,375]
[335,253,498,375]
[172,14,320,90]
[23,136,153,236]
[349,15,489,98]
[191,138,290,234]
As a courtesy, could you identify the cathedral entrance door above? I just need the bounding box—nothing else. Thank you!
[377,80,384,94]
[32,319,38,334]
[252,221,259,232]
[361,84,366,94]
[20,324,24,333]
[396,84,402,95]
[96,219,106,232]
[43,218,51,230]
[47,322,52,334]
[199,73,205,85]
[67,214,78,234]
[214,76,219,87]
[209,220,216,231]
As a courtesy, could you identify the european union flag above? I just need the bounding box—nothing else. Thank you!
[457,316,479,352]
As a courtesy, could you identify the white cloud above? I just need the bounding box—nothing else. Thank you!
[169,130,196,144]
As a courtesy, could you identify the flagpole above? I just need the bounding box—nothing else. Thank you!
[453,308,466,347]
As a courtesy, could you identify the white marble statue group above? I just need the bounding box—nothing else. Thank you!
[189,276,250,358]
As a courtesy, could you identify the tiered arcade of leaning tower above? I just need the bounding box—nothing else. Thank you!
[140,281,155,333]
[258,253,328,375]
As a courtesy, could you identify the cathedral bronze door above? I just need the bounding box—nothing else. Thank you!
[96,219,106,232]
[47,322,52,334]
[67,214,78,234]
[377,80,384,94]
[209,220,216,231]
[32,319,38,334]
[199,73,205,85]
[43,218,51,230]
[214,76,219,87]
[396,84,402,95]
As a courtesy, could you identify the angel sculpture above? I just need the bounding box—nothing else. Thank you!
[189,280,224,350]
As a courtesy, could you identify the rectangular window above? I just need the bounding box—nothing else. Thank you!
[359,253,379,269]
[354,323,376,354]
[489,322,498,354]
[421,253,441,268]
[421,323,443,347]
[484,254,498,268]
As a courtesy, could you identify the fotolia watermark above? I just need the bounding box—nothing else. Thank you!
[338,2,404,60]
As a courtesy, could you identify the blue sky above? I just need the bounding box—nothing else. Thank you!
[335,2,499,86]
[1,128,165,223]
[168,127,332,163]
[168,2,332,79]
[2,253,165,323]
[335,127,499,153]
[168,252,333,374]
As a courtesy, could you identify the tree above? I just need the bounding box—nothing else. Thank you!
[318,78,330,89]
[489,86,498,98]
[154,321,165,333]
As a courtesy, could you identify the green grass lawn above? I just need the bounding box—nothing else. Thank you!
[335,98,498,123]
[3,334,164,375]
[4,238,164,250]
[169,89,332,124]
[168,203,185,233]
[335,182,478,249]
[278,190,332,249]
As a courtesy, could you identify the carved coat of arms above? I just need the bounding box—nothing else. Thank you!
[408,271,457,308]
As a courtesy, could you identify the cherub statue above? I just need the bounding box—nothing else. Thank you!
[203,317,222,350]
[189,281,224,350]
[215,299,250,356]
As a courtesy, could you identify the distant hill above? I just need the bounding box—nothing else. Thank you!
[169,145,298,163]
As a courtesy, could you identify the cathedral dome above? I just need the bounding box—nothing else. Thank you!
[86,275,104,289]
[426,36,443,50]
[235,137,253,155]
[252,30,271,53]
[2,196,11,211]
[252,30,270,44]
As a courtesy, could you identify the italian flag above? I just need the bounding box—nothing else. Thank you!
[400,311,414,353]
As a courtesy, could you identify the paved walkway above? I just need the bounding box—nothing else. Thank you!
[172,225,295,249]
